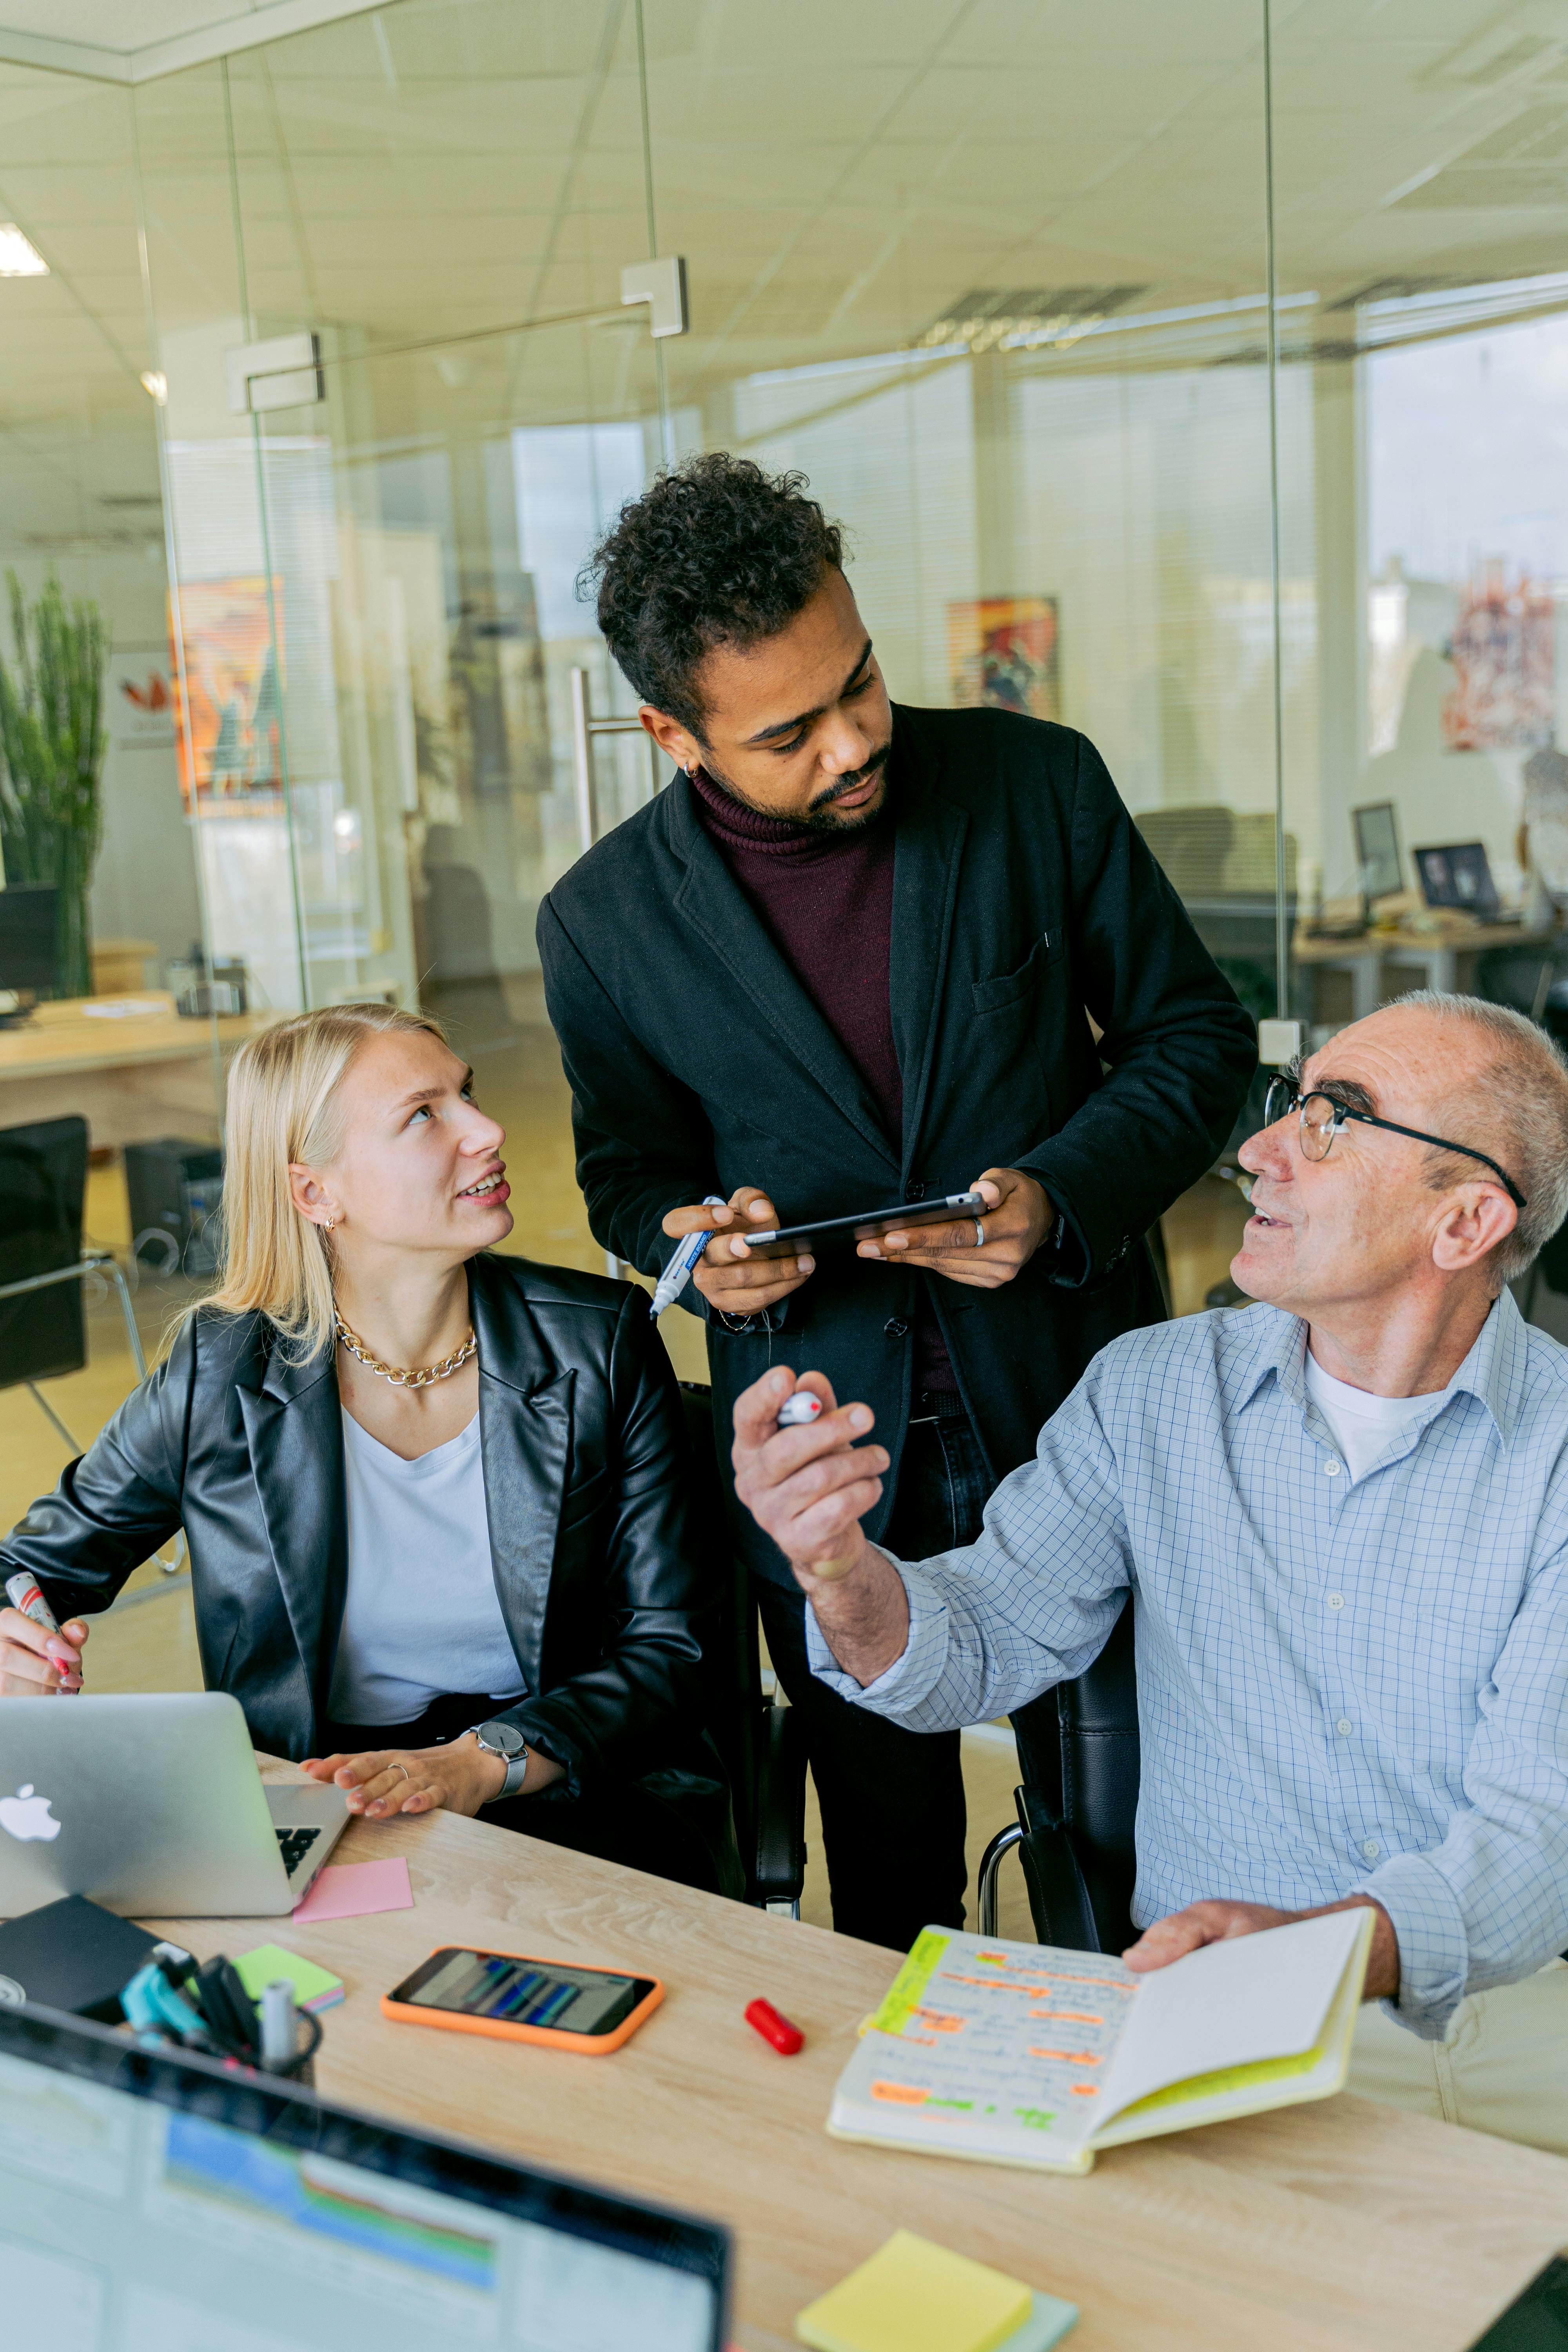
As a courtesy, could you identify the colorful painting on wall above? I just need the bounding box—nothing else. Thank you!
[167,579,285,813]
[1441,564,1554,752]
[107,645,177,753]
[948,595,1060,722]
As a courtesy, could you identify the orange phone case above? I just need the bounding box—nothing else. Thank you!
[380,1946,665,2054]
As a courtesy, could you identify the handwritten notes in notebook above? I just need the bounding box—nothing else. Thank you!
[829,1915,1372,2175]
[838,1931,1137,2169]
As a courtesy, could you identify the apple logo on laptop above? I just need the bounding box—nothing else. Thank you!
[0,1784,62,1842]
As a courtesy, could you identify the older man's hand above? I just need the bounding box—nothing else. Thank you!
[731,1367,911,1685]
[1123,1893,1400,2000]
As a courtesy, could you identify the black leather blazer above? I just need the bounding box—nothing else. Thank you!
[1,1254,713,1803]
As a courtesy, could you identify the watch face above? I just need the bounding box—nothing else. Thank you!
[477,1720,524,1759]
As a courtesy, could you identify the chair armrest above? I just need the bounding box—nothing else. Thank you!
[750,1697,808,1907]
[1016,1815,1102,1953]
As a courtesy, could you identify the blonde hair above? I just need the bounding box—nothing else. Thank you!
[203,1002,447,1362]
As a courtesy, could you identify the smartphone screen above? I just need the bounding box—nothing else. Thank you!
[390,1948,654,2037]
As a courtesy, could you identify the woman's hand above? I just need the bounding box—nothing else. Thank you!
[0,1605,86,1695]
[299,1732,564,1818]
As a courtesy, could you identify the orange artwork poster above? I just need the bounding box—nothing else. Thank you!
[948,595,1059,723]
[168,578,285,814]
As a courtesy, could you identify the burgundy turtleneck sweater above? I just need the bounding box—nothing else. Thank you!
[688,765,955,1392]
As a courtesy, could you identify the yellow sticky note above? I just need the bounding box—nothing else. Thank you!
[795,2230,1032,2352]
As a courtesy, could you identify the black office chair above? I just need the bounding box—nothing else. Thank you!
[677,1381,809,1913]
[975,1595,1139,1953]
[0,1115,181,1572]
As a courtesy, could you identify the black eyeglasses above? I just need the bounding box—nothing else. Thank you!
[1261,1073,1528,1210]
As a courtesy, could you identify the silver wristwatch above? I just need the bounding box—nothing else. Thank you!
[470,1719,528,1801]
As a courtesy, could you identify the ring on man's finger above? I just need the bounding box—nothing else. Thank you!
[973,1217,985,1247]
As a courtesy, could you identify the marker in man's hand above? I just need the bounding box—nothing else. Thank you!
[5,1573,82,1692]
[776,1392,824,1429]
[649,1195,730,1319]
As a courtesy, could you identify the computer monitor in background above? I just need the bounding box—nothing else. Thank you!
[1352,802,1403,904]
[0,885,59,998]
[0,2004,730,2352]
[1414,840,1501,922]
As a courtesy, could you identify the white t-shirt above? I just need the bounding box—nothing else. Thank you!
[1303,1348,1445,1485]
[328,1408,524,1727]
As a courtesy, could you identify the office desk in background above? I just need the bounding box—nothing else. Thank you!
[1294,917,1560,1027]
[0,991,266,1149]
[140,1765,1568,2352]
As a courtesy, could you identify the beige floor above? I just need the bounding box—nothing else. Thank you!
[6,996,1245,1943]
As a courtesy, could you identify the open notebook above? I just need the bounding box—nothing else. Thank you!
[828,1908,1374,2176]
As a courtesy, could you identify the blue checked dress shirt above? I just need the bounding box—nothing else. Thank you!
[806,1289,1568,2037]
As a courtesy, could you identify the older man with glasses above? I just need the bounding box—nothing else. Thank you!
[730,989,1568,2154]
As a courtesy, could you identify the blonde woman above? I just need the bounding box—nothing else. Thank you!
[0,1004,736,1895]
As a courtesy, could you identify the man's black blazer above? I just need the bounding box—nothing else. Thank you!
[1,1254,722,1823]
[538,704,1256,1584]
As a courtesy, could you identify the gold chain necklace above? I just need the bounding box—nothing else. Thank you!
[334,1312,476,1389]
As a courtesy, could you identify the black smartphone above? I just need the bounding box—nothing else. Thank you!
[1466,2253,1568,2347]
[742,1191,985,1261]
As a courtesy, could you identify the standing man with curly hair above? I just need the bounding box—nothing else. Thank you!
[537,453,1256,1951]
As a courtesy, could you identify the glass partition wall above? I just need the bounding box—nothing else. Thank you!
[1272,1,1568,1114]
[0,62,220,1543]
[6,0,1563,1440]
[134,8,677,1330]
[129,0,1294,1332]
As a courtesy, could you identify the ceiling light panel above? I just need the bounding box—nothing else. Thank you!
[0,222,47,275]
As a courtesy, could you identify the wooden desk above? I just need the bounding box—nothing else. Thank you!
[142,1770,1568,2352]
[1293,919,1559,1026]
[0,990,266,1148]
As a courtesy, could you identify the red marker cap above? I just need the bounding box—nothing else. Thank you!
[744,1996,804,2055]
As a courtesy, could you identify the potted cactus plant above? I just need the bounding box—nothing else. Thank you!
[0,570,108,1000]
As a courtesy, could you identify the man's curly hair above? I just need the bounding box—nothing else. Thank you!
[581,452,844,736]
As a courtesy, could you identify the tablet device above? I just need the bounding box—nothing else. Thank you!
[743,1191,985,1260]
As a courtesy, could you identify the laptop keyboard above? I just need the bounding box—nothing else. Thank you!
[275,1826,322,1877]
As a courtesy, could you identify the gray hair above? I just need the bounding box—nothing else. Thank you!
[1390,990,1568,1285]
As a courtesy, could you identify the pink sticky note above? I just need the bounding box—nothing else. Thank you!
[292,1856,412,1924]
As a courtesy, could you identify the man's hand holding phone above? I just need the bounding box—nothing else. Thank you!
[661,1186,815,1314]
[731,1368,911,1688]
[857,1165,1053,1288]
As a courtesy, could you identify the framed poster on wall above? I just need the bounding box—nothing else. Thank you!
[168,578,285,813]
[947,595,1060,723]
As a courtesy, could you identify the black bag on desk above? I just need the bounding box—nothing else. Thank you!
[0,1893,160,2021]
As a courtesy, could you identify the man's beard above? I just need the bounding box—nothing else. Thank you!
[698,738,893,833]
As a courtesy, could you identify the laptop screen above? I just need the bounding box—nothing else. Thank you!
[0,2004,728,2352]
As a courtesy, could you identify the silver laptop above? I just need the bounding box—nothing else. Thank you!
[0,1693,350,1917]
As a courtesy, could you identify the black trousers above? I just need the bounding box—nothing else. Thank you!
[755,1396,1059,1952]
[319,1693,730,1898]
